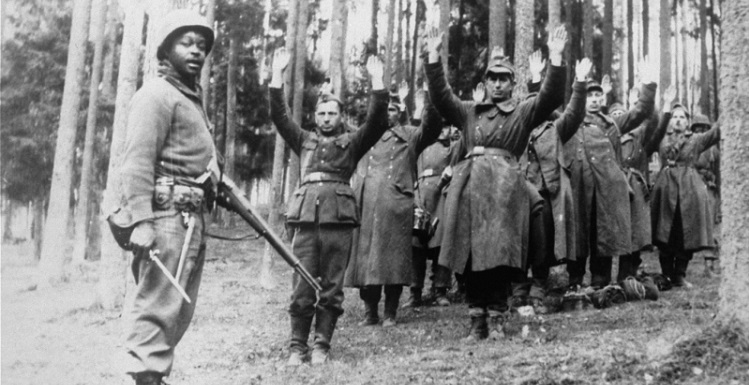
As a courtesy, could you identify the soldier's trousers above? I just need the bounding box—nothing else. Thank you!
[464,258,512,314]
[411,247,452,290]
[656,204,693,281]
[289,225,353,352]
[125,211,206,376]
[513,193,552,299]
[567,195,612,288]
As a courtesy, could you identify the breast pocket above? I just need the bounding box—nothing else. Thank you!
[335,187,358,222]
[286,186,308,220]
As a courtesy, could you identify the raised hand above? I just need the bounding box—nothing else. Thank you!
[662,85,677,112]
[414,88,426,115]
[638,56,658,85]
[547,26,568,65]
[426,27,443,64]
[601,74,613,95]
[528,50,546,82]
[366,55,385,91]
[319,80,333,95]
[575,58,593,82]
[398,80,410,102]
[628,87,640,108]
[269,48,290,88]
[473,82,486,103]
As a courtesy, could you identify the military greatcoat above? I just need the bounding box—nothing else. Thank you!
[651,124,720,251]
[425,61,566,274]
[562,84,656,258]
[345,107,442,287]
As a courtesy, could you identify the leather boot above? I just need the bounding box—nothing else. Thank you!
[487,310,507,340]
[134,372,163,385]
[617,254,633,282]
[359,301,379,326]
[463,309,488,341]
[383,286,402,327]
[311,310,338,365]
[288,316,312,365]
[401,287,422,308]
[672,258,693,288]
[658,251,675,279]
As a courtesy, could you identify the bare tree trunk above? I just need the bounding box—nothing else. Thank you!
[329,0,348,97]
[439,0,450,75]
[97,2,144,309]
[33,198,45,261]
[583,0,594,60]
[513,0,533,98]
[680,1,689,105]
[384,0,396,86]
[200,0,216,109]
[73,0,108,265]
[548,0,561,28]
[395,0,403,85]
[38,0,92,287]
[225,34,239,181]
[717,0,749,330]
[660,0,672,96]
[627,0,634,91]
[709,0,719,119]
[101,0,119,102]
[699,0,709,116]
[489,0,507,54]
[285,0,308,200]
[410,0,425,89]
[261,0,299,289]
[370,0,379,54]
[642,0,649,57]
[602,0,613,76]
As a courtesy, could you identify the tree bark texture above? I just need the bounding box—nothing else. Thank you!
[583,0,594,60]
[489,0,507,54]
[548,0,561,28]
[709,0,719,118]
[699,0,709,116]
[97,2,144,309]
[626,0,634,91]
[200,0,216,110]
[101,0,119,102]
[285,0,308,198]
[384,0,396,86]
[440,0,450,75]
[717,0,749,330]
[329,0,348,97]
[602,0,613,76]
[73,0,108,264]
[513,0,533,98]
[395,0,403,84]
[225,34,239,180]
[642,0,649,57]
[38,0,92,286]
[659,0,672,95]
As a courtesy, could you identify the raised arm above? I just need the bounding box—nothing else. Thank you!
[556,57,591,143]
[424,27,471,129]
[615,59,658,134]
[695,122,721,154]
[414,90,444,154]
[643,85,676,155]
[269,48,306,154]
[351,55,390,160]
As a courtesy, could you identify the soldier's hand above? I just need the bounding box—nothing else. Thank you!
[129,221,155,253]
[528,50,546,82]
[269,48,291,88]
[575,58,593,82]
[472,83,486,103]
[601,74,613,95]
[628,86,640,108]
[426,27,443,64]
[547,26,568,65]
[662,85,677,112]
[366,55,385,91]
[398,80,410,102]
[414,88,426,116]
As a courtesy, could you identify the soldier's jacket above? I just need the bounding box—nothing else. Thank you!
[345,100,443,287]
[425,60,566,273]
[118,63,215,225]
[269,88,389,226]
[651,123,720,250]
[524,80,587,262]
[562,83,656,258]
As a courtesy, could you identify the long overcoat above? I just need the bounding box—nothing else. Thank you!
[651,124,720,250]
[345,110,442,287]
[425,61,565,274]
[562,84,656,258]
[525,80,587,263]
[412,139,454,249]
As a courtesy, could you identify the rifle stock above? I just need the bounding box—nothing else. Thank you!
[216,176,322,292]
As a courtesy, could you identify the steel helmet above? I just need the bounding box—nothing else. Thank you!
[156,9,214,60]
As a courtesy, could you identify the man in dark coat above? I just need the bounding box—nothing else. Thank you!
[269,50,389,365]
[651,107,721,287]
[345,86,442,327]
[424,26,567,340]
[563,65,657,290]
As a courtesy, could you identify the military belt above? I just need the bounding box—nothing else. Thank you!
[302,171,349,185]
[154,177,206,212]
[418,168,440,179]
[466,146,514,159]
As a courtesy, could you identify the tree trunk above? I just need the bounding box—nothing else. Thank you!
[709,0,719,119]
[439,0,450,75]
[97,2,144,309]
[200,0,216,110]
[699,0,709,116]
[602,0,613,76]
[73,0,108,265]
[513,0,533,98]
[395,0,403,85]
[33,198,45,261]
[626,0,634,91]
[329,0,348,97]
[548,0,561,28]
[261,0,299,289]
[37,0,92,286]
[384,0,396,87]
[285,0,308,200]
[642,0,649,57]
[225,34,239,181]
[101,0,119,102]
[717,0,749,330]
[370,0,379,54]
[489,0,507,54]
[583,0,594,60]
[659,0,672,96]
[410,0,425,90]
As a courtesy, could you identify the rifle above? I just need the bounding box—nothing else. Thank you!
[215,175,323,292]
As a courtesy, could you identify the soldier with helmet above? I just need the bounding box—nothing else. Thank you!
[116,9,217,385]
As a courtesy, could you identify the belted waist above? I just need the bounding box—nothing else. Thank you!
[466,146,514,159]
[665,159,691,168]
[154,177,206,212]
[418,168,442,179]
[302,171,349,185]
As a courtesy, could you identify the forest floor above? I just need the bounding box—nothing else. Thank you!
[2,221,747,385]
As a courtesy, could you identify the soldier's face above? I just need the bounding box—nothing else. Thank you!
[671,109,689,131]
[315,101,342,135]
[586,90,604,113]
[611,110,625,119]
[387,104,400,127]
[166,31,207,79]
[485,73,514,102]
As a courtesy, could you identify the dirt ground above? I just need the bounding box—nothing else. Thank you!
[0,225,741,385]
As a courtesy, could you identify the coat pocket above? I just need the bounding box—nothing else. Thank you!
[335,187,358,222]
[286,186,307,220]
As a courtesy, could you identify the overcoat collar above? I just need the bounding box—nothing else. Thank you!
[475,98,518,118]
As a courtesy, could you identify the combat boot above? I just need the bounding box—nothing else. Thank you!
[433,287,451,307]
[672,258,693,288]
[463,309,488,341]
[359,301,379,326]
[311,310,337,365]
[134,372,163,385]
[401,287,422,308]
[288,316,312,366]
[382,285,402,327]
[487,310,507,340]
